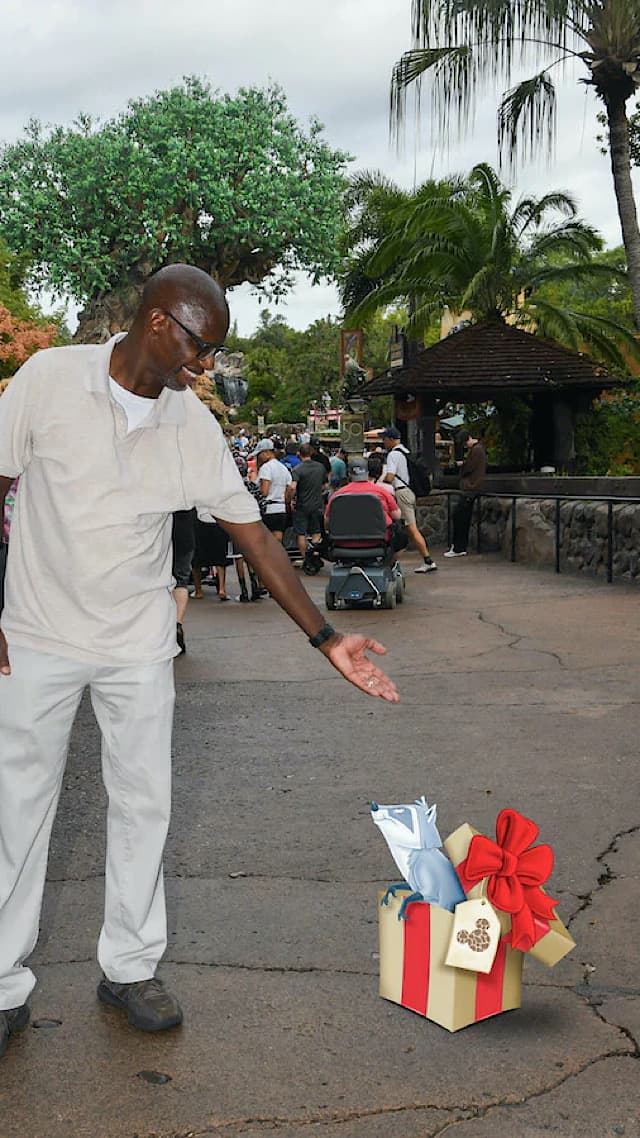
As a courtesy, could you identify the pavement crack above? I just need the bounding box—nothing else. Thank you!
[476,610,566,668]
[164,959,372,977]
[567,822,640,926]
[157,1103,467,1137]
[151,1051,635,1137]
[403,1050,636,1137]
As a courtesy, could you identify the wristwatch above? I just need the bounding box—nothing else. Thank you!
[308,622,337,648]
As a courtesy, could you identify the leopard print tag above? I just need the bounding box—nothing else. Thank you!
[445,898,501,974]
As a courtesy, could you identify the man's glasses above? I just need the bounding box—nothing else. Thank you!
[163,310,226,361]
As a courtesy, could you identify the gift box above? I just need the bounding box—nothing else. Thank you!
[444,814,575,968]
[376,806,575,1032]
[378,889,523,1032]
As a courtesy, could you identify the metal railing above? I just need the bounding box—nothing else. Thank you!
[441,490,640,584]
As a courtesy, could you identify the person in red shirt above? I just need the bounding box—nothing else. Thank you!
[325,456,401,540]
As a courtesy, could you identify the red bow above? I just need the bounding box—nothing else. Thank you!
[456,809,558,952]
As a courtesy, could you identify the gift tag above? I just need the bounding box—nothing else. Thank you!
[445,898,502,973]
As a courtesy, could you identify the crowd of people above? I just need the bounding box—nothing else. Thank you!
[166,421,473,653]
[1,421,488,660]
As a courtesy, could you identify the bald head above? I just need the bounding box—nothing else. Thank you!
[139,264,229,331]
[111,264,231,395]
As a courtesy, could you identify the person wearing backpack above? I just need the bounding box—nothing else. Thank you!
[381,427,437,573]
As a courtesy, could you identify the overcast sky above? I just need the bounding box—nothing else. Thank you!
[1,0,634,334]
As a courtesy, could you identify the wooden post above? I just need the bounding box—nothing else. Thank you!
[552,396,576,474]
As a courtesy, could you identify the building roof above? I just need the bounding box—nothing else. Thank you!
[365,320,619,399]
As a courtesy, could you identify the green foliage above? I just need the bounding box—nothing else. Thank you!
[340,162,636,368]
[575,386,640,475]
[0,239,43,323]
[0,239,69,379]
[227,307,402,425]
[0,77,350,304]
[535,246,634,331]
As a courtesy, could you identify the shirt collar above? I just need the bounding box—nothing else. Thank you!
[83,333,187,427]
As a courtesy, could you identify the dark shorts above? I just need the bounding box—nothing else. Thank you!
[264,511,288,534]
[171,509,196,588]
[292,508,323,536]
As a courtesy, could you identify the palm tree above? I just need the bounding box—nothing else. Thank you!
[390,0,640,328]
[340,163,640,370]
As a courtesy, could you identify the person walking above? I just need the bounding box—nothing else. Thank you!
[381,428,437,573]
[0,264,398,1058]
[285,442,328,563]
[251,438,291,544]
[444,429,487,558]
[171,508,196,653]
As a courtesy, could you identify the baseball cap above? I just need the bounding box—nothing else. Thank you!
[249,438,274,457]
[349,457,369,481]
[380,426,401,440]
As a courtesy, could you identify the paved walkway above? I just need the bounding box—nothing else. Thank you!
[1,551,639,1137]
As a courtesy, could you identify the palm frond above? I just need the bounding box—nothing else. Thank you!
[529,297,640,370]
[391,46,475,144]
[524,220,603,261]
[511,190,578,236]
[528,260,628,289]
[498,71,557,171]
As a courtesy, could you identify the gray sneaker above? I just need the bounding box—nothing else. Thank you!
[0,1004,30,1059]
[97,976,183,1031]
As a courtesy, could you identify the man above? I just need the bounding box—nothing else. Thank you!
[0,264,398,1059]
[282,440,301,469]
[285,442,328,562]
[329,447,347,491]
[310,436,331,475]
[325,456,401,540]
[381,427,437,573]
[444,429,487,557]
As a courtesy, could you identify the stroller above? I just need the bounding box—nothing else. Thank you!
[324,493,405,610]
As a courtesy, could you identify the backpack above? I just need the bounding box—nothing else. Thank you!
[395,447,432,497]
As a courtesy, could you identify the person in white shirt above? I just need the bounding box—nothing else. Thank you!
[381,427,437,573]
[0,264,399,1056]
[250,438,291,543]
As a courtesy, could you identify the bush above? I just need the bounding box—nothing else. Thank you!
[575,386,640,475]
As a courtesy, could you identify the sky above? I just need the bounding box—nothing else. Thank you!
[1,0,635,335]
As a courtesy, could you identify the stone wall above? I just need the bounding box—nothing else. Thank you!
[416,492,640,583]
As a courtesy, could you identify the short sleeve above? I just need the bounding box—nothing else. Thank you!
[385,450,399,476]
[0,355,39,477]
[187,399,260,524]
[292,465,302,483]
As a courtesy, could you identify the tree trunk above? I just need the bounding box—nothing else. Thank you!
[73,283,145,344]
[606,94,640,330]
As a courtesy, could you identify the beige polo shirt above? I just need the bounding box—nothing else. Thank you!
[0,336,260,664]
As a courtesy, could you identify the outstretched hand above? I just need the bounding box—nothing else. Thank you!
[322,633,399,702]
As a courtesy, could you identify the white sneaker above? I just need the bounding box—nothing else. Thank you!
[444,548,467,558]
[414,559,437,573]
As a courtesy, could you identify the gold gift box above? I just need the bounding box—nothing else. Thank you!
[378,890,523,1032]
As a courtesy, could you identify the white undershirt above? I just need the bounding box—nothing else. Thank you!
[109,376,155,433]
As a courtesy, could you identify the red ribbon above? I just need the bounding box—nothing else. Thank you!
[456,809,558,952]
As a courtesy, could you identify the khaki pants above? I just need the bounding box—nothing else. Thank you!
[0,645,175,1009]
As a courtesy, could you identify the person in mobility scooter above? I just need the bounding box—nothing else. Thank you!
[324,457,406,610]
